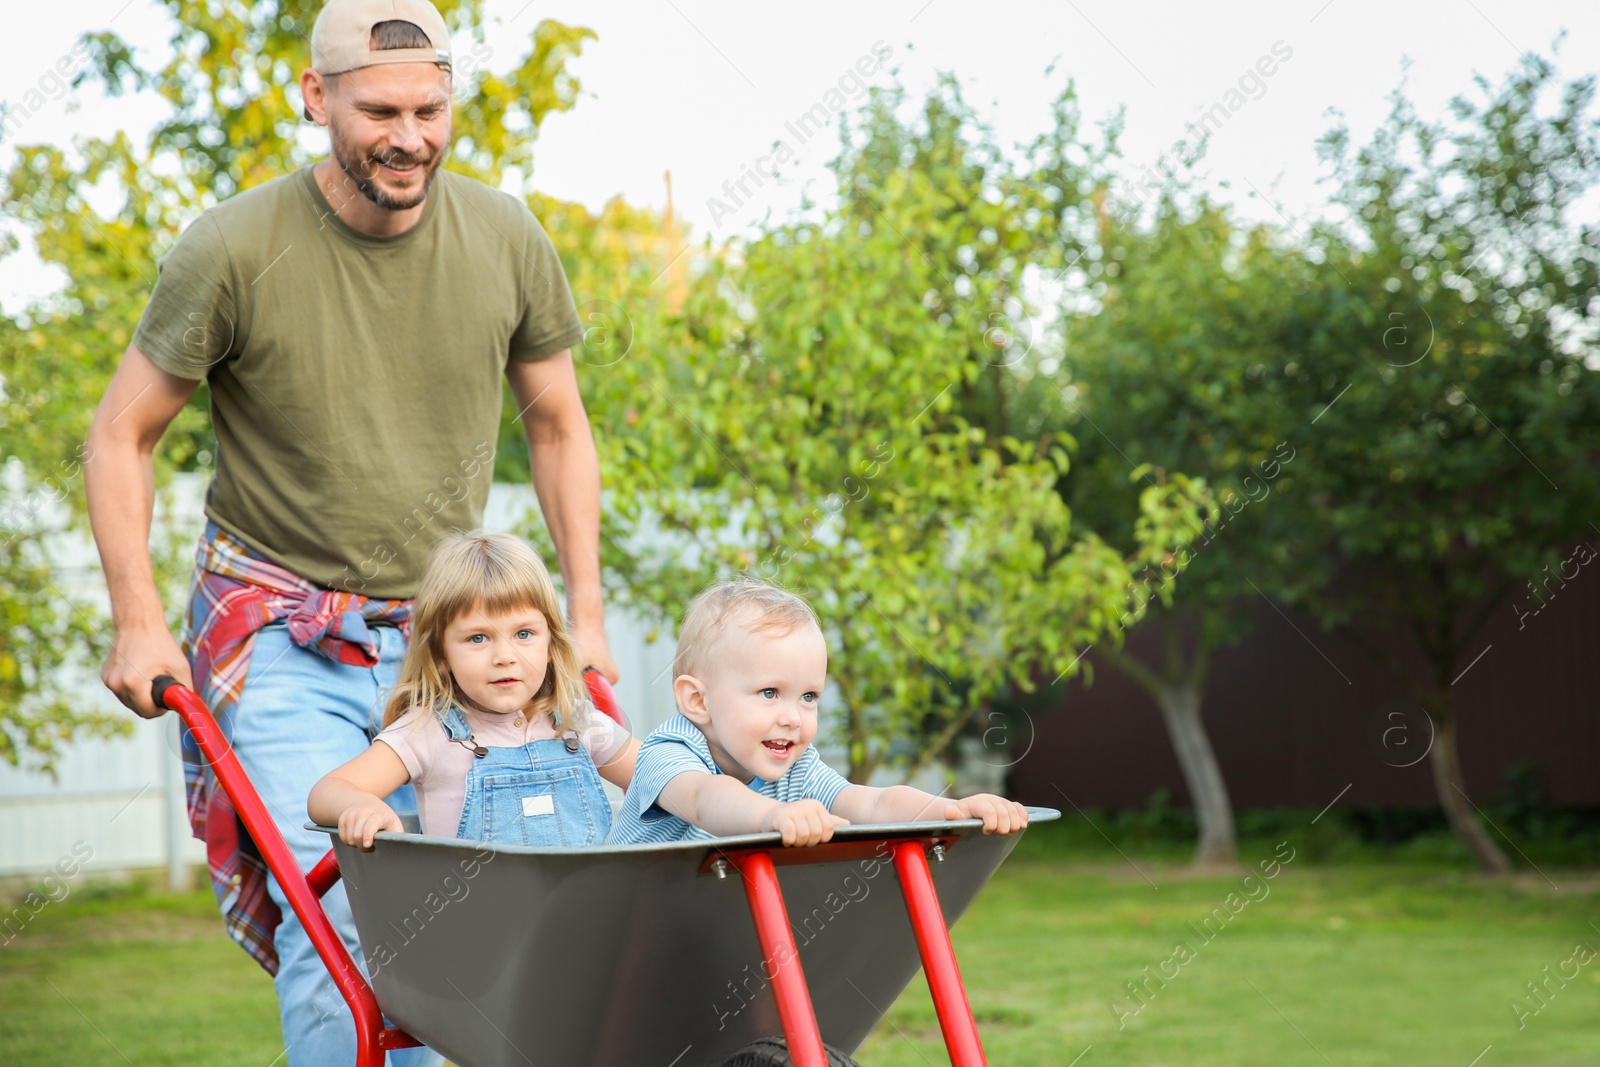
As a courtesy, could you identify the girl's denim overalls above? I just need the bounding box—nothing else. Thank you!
[443,706,612,846]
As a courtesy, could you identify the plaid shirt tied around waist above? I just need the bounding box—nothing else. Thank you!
[181,521,412,975]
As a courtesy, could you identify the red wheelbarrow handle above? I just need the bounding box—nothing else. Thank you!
[149,669,625,1067]
[153,675,421,1067]
[581,667,625,726]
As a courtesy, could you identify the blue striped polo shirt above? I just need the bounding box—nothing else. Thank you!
[605,712,852,845]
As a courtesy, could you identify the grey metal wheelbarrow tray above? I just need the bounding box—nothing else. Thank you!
[317,808,1059,1067]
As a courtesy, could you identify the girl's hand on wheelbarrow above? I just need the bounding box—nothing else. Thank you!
[763,799,850,847]
[337,799,404,850]
[944,794,1030,835]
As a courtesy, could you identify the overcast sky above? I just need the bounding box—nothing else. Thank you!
[2,1,1596,314]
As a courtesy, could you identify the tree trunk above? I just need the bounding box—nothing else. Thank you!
[1427,705,1512,874]
[1336,617,1516,876]
[1155,684,1238,867]
[1099,610,1238,868]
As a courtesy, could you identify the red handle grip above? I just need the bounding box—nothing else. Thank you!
[582,668,624,726]
[151,675,420,1066]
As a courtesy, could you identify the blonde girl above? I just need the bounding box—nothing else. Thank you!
[309,531,639,847]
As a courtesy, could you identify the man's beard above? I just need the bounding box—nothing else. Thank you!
[330,134,443,212]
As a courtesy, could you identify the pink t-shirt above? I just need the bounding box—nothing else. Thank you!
[375,699,631,838]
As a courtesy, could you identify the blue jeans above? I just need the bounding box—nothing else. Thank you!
[230,621,441,1067]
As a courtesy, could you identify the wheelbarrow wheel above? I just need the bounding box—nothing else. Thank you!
[720,1036,861,1066]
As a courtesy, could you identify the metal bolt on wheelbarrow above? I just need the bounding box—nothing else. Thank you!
[153,673,1058,1067]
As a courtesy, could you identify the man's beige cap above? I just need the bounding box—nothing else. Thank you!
[309,0,452,76]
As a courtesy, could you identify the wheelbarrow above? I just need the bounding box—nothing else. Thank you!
[153,673,1056,1066]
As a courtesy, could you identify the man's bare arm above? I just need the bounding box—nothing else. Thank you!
[505,350,617,680]
[85,344,200,716]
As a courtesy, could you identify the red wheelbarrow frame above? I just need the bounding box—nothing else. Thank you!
[153,673,990,1067]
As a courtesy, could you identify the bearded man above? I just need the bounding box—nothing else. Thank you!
[84,2,618,1063]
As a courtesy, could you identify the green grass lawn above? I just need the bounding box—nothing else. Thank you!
[2,823,1596,1066]
[859,828,1600,1066]
[0,884,282,1066]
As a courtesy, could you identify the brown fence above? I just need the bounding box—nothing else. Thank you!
[1012,577,1600,813]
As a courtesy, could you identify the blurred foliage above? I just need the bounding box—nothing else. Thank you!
[1056,196,1317,864]
[1298,57,1600,657]
[1063,199,1312,653]
[1059,54,1600,871]
[1289,58,1599,872]
[0,524,122,774]
[569,78,1206,782]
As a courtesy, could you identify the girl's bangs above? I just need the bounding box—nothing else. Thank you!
[424,537,563,629]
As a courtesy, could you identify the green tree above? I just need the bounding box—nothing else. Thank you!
[498,189,695,485]
[1059,195,1311,867]
[1058,54,1600,872]
[821,75,1255,852]
[595,83,1206,783]
[0,465,123,773]
[726,77,1214,789]
[1289,57,1600,872]
[828,78,1117,442]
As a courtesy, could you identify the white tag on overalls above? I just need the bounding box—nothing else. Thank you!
[522,794,555,817]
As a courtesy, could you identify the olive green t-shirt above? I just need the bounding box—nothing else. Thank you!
[134,166,583,597]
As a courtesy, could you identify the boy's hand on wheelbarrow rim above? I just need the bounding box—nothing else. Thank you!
[764,799,849,847]
[106,625,192,718]
[945,795,1030,835]
[338,801,404,850]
